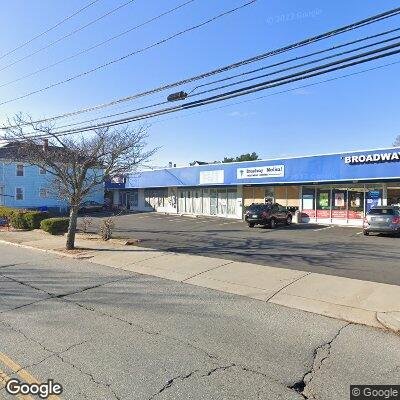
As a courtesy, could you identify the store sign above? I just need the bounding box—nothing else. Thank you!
[236,165,284,179]
[199,170,224,184]
[343,151,400,165]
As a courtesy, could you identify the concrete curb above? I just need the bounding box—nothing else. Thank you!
[0,239,95,259]
[376,311,400,333]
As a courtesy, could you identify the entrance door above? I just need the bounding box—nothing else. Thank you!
[128,191,138,210]
[217,189,227,217]
[193,189,202,214]
[210,189,217,215]
[227,189,237,216]
[178,190,186,213]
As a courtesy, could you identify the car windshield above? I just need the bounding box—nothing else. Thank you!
[369,208,395,215]
[247,204,268,212]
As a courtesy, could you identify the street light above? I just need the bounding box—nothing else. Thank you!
[167,91,188,102]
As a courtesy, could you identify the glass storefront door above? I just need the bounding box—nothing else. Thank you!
[193,189,202,214]
[210,189,217,215]
[331,187,347,219]
[217,189,227,216]
[316,187,331,220]
[227,189,237,216]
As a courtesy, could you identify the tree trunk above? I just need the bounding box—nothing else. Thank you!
[66,206,79,250]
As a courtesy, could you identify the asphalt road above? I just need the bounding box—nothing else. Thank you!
[85,212,400,285]
[0,244,399,400]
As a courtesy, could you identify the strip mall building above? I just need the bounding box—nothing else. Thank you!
[106,147,400,226]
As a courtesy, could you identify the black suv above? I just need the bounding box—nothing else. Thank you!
[244,203,292,228]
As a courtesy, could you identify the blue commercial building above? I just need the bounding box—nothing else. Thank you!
[106,147,400,226]
[0,143,104,212]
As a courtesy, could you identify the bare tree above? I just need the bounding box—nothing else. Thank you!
[2,113,156,250]
[393,135,400,147]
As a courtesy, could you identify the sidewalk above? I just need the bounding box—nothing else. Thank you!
[0,230,399,333]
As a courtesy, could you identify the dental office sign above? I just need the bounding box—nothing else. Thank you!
[237,165,285,179]
[343,151,400,165]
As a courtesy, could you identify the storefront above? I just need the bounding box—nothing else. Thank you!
[106,147,400,225]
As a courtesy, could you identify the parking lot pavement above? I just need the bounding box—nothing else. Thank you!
[84,212,400,286]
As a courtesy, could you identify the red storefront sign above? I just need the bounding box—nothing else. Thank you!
[331,209,347,219]
[348,210,364,219]
[301,210,315,218]
[316,209,330,219]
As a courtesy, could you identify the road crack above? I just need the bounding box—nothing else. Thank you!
[289,323,351,399]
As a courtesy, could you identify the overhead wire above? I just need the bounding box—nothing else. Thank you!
[1,4,399,124]
[0,0,195,89]
[10,40,400,139]
[44,31,400,131]
[0,0,102,61]
[0,0,258,108]
[0,0,137,73]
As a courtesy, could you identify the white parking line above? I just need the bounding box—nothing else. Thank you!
[313,226,334,232]
[356,231,364,235]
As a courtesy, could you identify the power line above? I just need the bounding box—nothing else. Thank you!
[0,0,258,108]
[43,32,400,131]
[0,0,102,61]
[0,0,195,89]
[2,5,399,129]
[0,0,137,73]
[191,34,400,97]
[188,27,400,93]
[16,41,400,138]
[4,57,400,143]
[149,59,400,126]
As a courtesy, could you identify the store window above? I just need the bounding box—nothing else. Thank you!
[128,191,138,208]
[302,187,315,218]
[316,187,331,219]
[331,188,347,219]
[145,189,167,209]
[387,183,400,206]
[227,189,237,216]
[348,188,365,219]
[264,188,274,204]
[365,186,383,213]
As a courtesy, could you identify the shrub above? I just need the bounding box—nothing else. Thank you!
[10,212,30,230]
[99,217,114,241]
[24,211,49,230]
[40,218,70,235]
[0,207,16,219]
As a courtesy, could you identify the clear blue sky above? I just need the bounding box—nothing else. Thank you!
[0,0,399,166]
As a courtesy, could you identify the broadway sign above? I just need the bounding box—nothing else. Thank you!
[237,165,285,179]
[343,151,400,165]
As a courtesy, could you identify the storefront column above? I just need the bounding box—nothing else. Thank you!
[236,185,244,219]
[382,184,388,206]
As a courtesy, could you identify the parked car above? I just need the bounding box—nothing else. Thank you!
[79,201,105,214]
[244,203,292,228]
[363,206,400,236]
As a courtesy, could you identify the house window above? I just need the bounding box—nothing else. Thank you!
[39,167,46,175]
[39,188,48,199]
[16,164,24,177]
[16,187,24,201]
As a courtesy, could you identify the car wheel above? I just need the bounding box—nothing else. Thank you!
[270,218,277,229]
[248,222,255,228]
[363,230,369,236]
[285,215,292,225]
